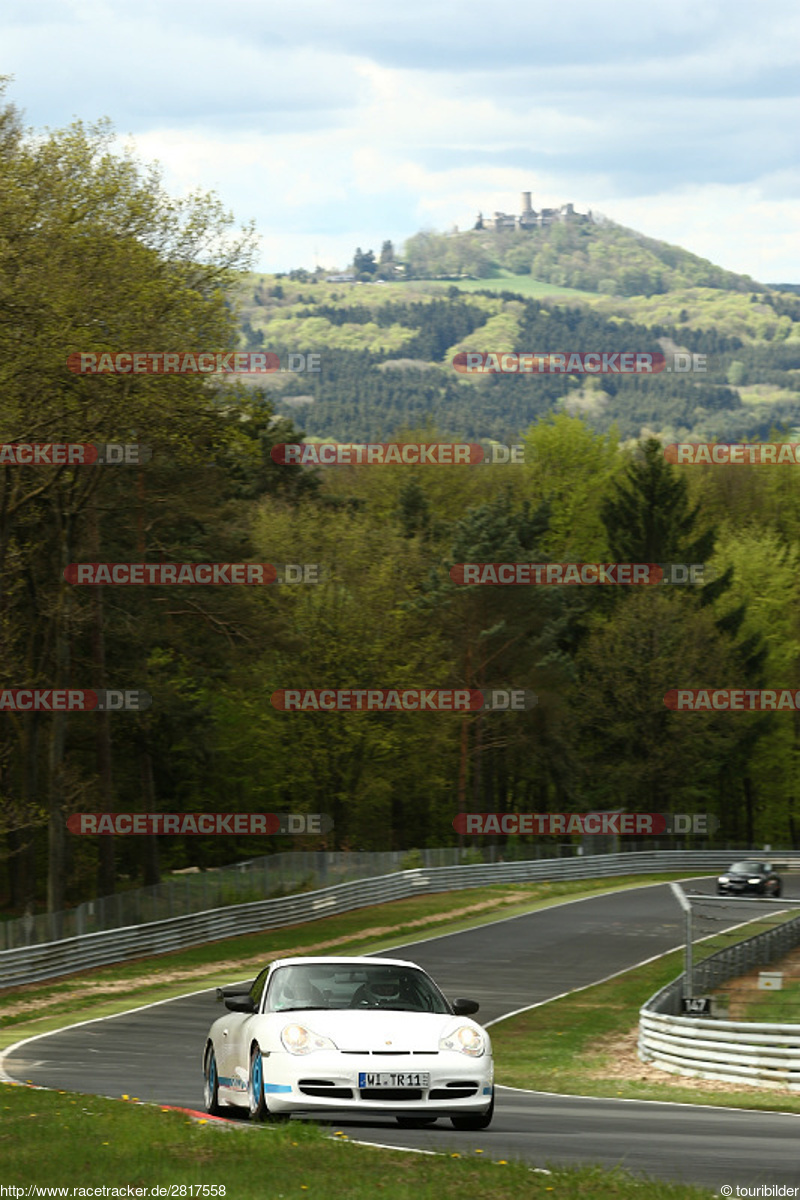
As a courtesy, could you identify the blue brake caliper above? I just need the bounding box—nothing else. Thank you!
[252,1051,262,1105]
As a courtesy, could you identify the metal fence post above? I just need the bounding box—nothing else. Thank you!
[670,882,693,1000]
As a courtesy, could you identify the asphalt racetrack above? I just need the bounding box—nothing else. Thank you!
[5,876,800,1188]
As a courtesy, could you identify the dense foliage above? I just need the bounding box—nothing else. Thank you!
[236,279,798,445]
[402,220,758,296]
[1,86,800,919]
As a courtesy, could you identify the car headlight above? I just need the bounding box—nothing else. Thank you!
[280,1024,337,1055]
[748,877,763,885]
[439,1024,485,1057]
[718,876,729,883]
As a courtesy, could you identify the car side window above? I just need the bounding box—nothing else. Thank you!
[249,968,270,1012]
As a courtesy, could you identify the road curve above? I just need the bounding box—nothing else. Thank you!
[4,877,799,1189]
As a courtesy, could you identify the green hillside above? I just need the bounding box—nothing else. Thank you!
[401,218,759,297]
[230,270,800,445]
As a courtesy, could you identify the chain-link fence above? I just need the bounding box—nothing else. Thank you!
[0,841,583,950]
[659,880,800,1022]
[4,843,796,955]
[640,880,800,1087]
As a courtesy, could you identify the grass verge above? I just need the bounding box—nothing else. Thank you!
[490,942,800,1113]
[0,1082,717,1198]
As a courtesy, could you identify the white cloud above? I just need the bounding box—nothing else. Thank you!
[2,0,799,278]
[608,185,800,282]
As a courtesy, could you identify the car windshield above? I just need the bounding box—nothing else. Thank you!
[265,964,451,1013]
[728,862,765,874]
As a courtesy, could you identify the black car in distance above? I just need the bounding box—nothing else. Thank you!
[717,860,782,897]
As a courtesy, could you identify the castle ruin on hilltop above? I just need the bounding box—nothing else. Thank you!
[475,192,590,232]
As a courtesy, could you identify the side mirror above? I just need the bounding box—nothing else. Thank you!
[225,996,256,1013]
[452,998,479,1016]
[216,981,255,1003]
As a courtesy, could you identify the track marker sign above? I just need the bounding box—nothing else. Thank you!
[681,997,712,1015]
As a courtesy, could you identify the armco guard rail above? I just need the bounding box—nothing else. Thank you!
[639,896,800,1089]
[639,1010,800,1090]
[0,850,755,989]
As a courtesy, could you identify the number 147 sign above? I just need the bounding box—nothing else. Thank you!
[682,997,712,1015]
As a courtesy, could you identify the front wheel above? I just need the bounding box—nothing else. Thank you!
[248,1045,267,1121]
[203,1045,221,1116]
[450,1090,494,1130]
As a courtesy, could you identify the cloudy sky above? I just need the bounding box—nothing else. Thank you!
[4,0,800,280]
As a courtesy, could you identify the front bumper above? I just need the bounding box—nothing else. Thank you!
[258,1050,494,1115]
[717,881,765,895]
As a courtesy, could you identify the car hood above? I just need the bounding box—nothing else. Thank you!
[272,1008,476,1052]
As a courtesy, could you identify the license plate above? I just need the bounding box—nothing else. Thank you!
[358,1072,430,1088]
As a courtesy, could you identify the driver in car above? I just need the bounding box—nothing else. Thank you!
[355,974,403,1007]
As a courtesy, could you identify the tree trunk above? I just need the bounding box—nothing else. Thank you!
[456,641,472,849]
[89,500,115,896]
[47,508,73,931]
[743,775,755,846]
[457,718,468,850]
[140,739,160,887]
[135,466,160,883]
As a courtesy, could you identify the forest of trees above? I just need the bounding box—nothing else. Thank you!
[2,84,800,921]
[401,220,759,296]
[238,288,798,446]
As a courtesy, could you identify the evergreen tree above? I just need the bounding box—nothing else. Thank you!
[601,438,714,563]
[353,248,376,276]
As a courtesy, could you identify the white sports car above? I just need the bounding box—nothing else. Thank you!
[202,955,494,1129]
